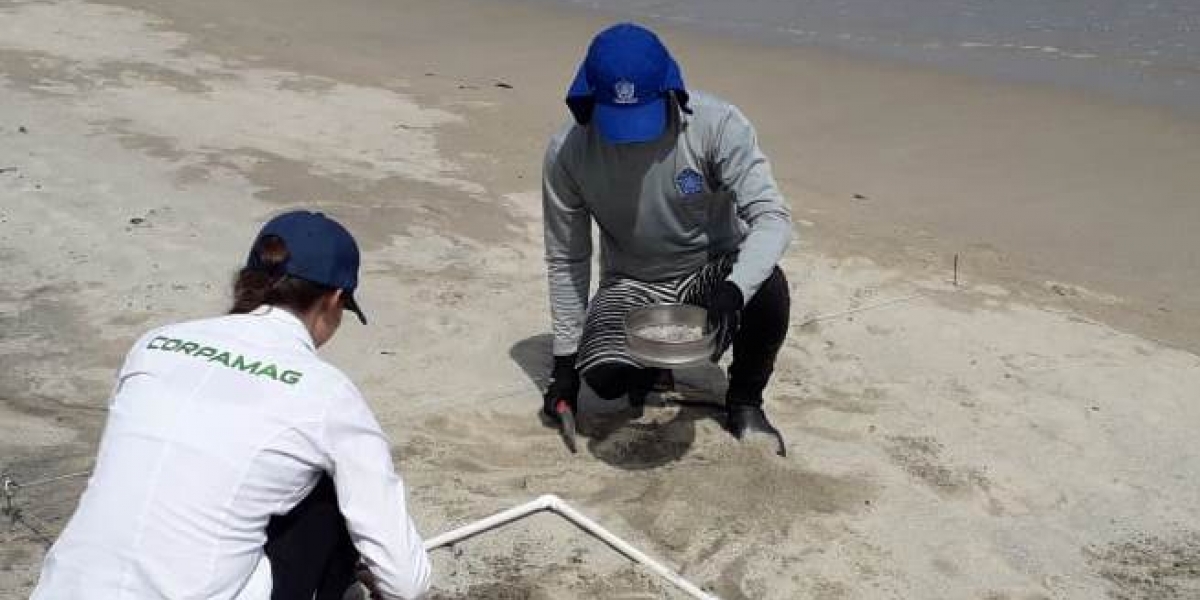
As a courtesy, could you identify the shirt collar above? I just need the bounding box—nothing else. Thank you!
[250,305,316,351]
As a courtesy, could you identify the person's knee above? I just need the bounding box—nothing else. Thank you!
[583,363,637,399]
[744,267,791,332]
[758,267,791,308]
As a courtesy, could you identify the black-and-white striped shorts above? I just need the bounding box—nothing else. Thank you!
[576,256,735,374]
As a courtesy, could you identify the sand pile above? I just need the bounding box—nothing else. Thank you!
[635,324,706,343]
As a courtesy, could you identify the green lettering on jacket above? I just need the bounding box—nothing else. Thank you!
[146,336,304,385]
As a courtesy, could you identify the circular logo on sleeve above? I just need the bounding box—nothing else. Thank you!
[675,168,706,196]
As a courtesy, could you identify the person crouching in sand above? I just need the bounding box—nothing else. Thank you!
[31,211,431,600]
[541,23,793,445]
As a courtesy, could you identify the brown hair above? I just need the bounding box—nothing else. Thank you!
[230,235,334,316]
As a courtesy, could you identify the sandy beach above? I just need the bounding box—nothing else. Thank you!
[2,0,1199,598]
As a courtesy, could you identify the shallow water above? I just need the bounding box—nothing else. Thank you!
[515,0,1200,114]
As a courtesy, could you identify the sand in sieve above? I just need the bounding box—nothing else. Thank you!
[635,324,704,343]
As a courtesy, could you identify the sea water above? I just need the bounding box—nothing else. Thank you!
[521,0,1200,114]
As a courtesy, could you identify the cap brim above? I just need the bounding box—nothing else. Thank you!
[344,292,367,325]
[593,97,667,144]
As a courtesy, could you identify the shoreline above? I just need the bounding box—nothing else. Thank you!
[500,0,1200,119]
[101,0,1200,352]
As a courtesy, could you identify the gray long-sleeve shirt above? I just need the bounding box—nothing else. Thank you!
[543,91,793,356]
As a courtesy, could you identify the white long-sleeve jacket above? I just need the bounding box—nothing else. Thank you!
[31,306,431,600]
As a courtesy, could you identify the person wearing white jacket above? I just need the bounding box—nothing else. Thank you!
[31,211,431,600]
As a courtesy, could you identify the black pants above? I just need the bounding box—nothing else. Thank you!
[585,266,791,407]
[264,475,360,600]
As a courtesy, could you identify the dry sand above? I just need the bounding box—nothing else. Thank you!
[2,0,1199,599]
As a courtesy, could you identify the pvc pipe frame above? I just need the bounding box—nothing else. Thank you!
[424,494,721,600]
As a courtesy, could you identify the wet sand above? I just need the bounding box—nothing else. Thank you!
[98,0,1200,353]
[2,0,1199,598]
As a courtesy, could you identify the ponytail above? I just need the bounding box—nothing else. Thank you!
[230,235,333,316]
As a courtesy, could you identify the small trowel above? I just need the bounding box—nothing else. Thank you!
[555,399,578,454]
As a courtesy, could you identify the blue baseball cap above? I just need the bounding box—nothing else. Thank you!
[248,210,367,324]
[566,23,687,144]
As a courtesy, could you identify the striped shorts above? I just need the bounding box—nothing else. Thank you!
[576,255,735,375]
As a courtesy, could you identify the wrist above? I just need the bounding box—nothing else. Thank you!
[552,353,578,372]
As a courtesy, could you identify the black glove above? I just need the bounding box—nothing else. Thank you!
[542,353,580,419]
[707,281,744,361]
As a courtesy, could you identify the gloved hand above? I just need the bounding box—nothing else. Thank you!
[542,353,580,419]
[356,563,382,599]
[707,281,744,361]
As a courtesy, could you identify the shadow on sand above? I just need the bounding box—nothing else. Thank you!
[509,334,730,471]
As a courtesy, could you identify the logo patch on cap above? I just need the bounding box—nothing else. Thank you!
[675,168,705,196]
[613,79,638,105]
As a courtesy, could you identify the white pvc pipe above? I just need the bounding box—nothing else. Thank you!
[425,494,721,600]
[546,496,721,600]
[423,495,553,551]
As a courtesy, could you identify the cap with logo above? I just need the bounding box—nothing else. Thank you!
[566,23,688,144]
[247,210,368,324]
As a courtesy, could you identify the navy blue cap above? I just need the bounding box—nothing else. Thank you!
[248,210,367,324]
[567,23,688,144]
